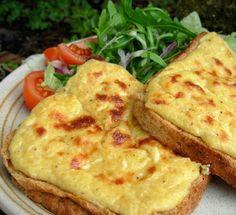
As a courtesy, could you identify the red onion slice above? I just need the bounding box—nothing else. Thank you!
[160,41,177,58]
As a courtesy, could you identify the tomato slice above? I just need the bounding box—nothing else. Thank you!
[68,44,92,56]
[43,37,97,65]
[43,47,60,62]
[23,71,54,111]
[57,43,89,65]
[57,37,97,65]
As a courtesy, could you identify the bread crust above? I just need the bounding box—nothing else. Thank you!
[12,178,90,215]
[133,33,236,187]
[1,132,115,215]
[1,33,210,214]
[171,32,207,62]
[1,132,209,215]
[133,96,236,187]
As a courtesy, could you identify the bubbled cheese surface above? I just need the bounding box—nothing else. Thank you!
[145,32,236,159]
[10,60,200,215]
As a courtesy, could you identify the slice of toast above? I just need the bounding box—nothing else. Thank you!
[1,60,209,215]
[133,32,236,187]
[2,132,209,215]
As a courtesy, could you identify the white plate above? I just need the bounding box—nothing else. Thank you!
[0,56,236,215]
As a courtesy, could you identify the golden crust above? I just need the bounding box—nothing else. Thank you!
[1,34,210,215]
[2,129,209,215]
[133,96,236,187]
[1,132,115,215]
[12,178,89,215]
[171,32,207,62]
[133,32,236,187]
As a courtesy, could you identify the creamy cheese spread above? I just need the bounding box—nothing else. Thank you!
[10,60,200,215]
[145,32,236,159]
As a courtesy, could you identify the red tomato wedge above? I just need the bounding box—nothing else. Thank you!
[23,71,54,111]
[57,37,97,65]
[57,43,90,65]
[43,37,97,64]
[43,47,60,62]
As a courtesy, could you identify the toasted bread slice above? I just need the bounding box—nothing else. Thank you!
[2,132,209,215]
[133,33,236,187]
[1,60,209,215]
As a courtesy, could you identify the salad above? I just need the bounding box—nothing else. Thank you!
[23,0,236,111]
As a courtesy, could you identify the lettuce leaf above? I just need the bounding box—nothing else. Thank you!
[181,11,207,34]
[181,11,236,53]
[41,64,64,91]
[224,33,236,53]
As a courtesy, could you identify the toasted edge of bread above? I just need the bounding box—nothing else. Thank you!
[1,132,113,215]
[133,33,236,187]
[1,131,209,215]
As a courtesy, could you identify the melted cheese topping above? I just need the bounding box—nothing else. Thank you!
[145,32,236,159]
[10,60,200,215]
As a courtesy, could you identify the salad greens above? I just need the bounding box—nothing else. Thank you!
[90,0,198,83]
[43,0,236,90]
[42,64,78,90]
[180,11,207,34]
[224,33,236,53]
[41,64,64,91]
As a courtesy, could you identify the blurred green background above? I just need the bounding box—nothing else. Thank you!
[0,0,235,80]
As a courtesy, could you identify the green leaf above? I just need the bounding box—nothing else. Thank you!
[112,13,125,26]
[98,9,108,30]
[121,0,195,37]
[224,33,236,53]
[86,41,97,50]
[142,52,167,67]
[41,64,64,91]
[143,7,171,22]
[140,66,159,83]
[181,11,207,34]
[93,0,200,83]
[104,36,134,50]
[99,13,126,42]
[154,21,197,37]
[107,0,117,17]
[147,26,154,47]
[53,73,73,85]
